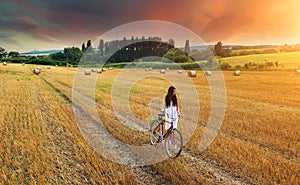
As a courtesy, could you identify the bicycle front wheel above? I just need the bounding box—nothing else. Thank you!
[165,129,183,158]
[149,120,161,145]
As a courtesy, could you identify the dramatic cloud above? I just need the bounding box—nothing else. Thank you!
[0,0,299,52]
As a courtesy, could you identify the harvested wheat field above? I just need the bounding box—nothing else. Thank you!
[0,63,299,184]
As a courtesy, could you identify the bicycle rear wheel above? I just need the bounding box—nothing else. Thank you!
[149,120,162,145]
[165,129,183,158]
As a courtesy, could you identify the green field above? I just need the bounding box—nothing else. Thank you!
[221,51,300,69]
[100,51,300,71]
[230,47,280,54]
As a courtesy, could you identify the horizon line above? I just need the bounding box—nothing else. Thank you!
[19,43,300,53]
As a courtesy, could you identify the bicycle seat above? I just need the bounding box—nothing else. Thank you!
[158,113,164,118]
[157,114,165,119]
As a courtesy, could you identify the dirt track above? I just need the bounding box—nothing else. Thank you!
[41,71,253,185]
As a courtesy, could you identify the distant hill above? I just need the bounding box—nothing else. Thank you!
[189,45,214,50]
[22,49,63,56]
[183,45,272,50]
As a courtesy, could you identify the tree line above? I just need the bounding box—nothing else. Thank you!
[81,36,178,64]
[0,37,180,66]
[0,46,83,67]
[1,39,299,67]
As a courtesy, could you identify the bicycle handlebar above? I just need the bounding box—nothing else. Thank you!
[158,112,180,121]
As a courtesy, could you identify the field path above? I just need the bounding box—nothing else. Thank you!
[41,74,173,184]
[41,72,253,184]
[180,148,252,185]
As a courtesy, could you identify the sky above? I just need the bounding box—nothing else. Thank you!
[0,0,300,52]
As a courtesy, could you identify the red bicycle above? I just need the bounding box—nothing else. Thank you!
[149,113,183,158]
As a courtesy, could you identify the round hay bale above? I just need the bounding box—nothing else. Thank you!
[108,67,113,70]
[160,69,166,74]
[33,68,40,75]
[102,68,107,72]
[84,70,91,75]
[178,70,183,74]
[96,69,102,73]
[296,69,300,74]
[55,65,58,67]
[91,68,96,72]
[188,70,197,77]
[22,63,25,66]
[166,67,169,70]
[47,66,51,69]
[149,67,153,71]
[233,70,241,76]
[204,71,212,76]
[145,68,149,71]
[3,62,7,66]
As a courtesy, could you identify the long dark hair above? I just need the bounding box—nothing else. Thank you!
[165,86,177,108]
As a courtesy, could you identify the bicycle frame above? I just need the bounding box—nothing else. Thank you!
[149,112,183,157]
[159,113,178,140]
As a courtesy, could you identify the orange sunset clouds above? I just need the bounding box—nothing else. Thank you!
[0,0,299,52]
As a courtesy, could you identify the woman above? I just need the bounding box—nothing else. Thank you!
[161,86,180,131]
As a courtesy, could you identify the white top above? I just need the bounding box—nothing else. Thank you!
[165,101,178,122]
[161,95,179,122]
